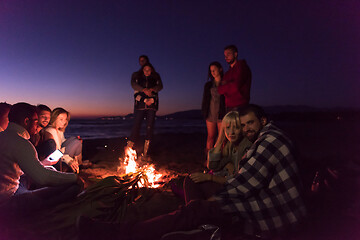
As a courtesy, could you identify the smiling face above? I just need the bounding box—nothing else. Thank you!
[54,113,68,130]
[240,112,267,142]
[38,110,51,128]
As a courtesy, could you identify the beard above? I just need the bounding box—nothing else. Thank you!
[39,122,48,128]
[245,130,259,142]
[226,58,235,65]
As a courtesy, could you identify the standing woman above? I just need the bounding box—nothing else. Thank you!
[201,61,226,154]
[128,63,163,156]
[44,108,82,173]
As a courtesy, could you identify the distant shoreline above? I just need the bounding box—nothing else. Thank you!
[71,107,360,121]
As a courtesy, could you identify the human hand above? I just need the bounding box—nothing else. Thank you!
[69,159,80,173]
[144,98,154,106]
[41,158,57,166]
[224,162,235,175]
[143,88,153,97]
[189,172,211,183]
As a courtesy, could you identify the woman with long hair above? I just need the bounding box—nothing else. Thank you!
[201,62,226,154]
[44,108,82,173]
[184,111,252,203]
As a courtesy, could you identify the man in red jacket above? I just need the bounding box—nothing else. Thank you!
[218,45,251,112]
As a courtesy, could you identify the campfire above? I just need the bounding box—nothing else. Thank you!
[40,146,180,232]
[118,147,164,188]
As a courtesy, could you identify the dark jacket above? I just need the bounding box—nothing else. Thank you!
[29,130,56,160]
[201,81,226,120]
[131,72,163,111]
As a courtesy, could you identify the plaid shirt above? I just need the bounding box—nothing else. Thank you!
[214,122,307,234]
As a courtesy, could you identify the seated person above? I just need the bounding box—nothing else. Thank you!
[29,104,57,163]
[44,107,82,173]
[0,102,11,132]
[21,105,56,190]
[0,102,82,220]
[184,111,252,203]
[208,111,252,176]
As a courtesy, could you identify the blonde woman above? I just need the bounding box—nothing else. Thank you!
[44,108,82,173]
[184,111,252,203]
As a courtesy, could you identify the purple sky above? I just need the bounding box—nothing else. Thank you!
[0,0,359,117]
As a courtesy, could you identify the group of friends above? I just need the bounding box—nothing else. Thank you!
[0,102,85,221]
[78,45,307,239]
[125,45,251,158]
[0,44,307,239]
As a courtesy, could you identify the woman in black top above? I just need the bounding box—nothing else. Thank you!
[201,61,226,153]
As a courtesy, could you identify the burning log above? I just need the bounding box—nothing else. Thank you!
[32,147,178,236]
[33,174,160,235]
[120,146,163,188]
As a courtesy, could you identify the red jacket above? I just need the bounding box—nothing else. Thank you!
[218,60,251,108]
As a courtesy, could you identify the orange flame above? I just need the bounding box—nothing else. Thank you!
[123,147,163,188]
[142,164,163,188]
[124,147,138,174]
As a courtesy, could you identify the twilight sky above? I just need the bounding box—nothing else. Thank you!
[0,0,359,117]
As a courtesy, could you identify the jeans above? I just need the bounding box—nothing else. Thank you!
[62,136,82,157]
[130,109,156,143]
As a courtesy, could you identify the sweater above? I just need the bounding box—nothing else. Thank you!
[0,123,77,204]
[218,60,251,108]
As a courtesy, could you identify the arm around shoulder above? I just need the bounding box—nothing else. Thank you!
[16,138,77,186]
[152,72,163,92]
[131,72,145,91]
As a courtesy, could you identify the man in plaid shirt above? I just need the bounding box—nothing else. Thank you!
[213,104,307,236]
[78,104,307,240]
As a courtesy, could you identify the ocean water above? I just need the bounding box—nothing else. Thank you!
[65,117,359,163]
[65,118,206,140]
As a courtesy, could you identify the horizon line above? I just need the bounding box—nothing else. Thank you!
[70,105,360,119]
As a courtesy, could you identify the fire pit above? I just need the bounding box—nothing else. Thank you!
[118,147,166,188]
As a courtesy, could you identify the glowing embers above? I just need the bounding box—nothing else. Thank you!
[120,147,163,188]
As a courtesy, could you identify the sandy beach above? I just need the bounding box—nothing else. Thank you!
[1,118,360,240]
[83,120,360,238]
